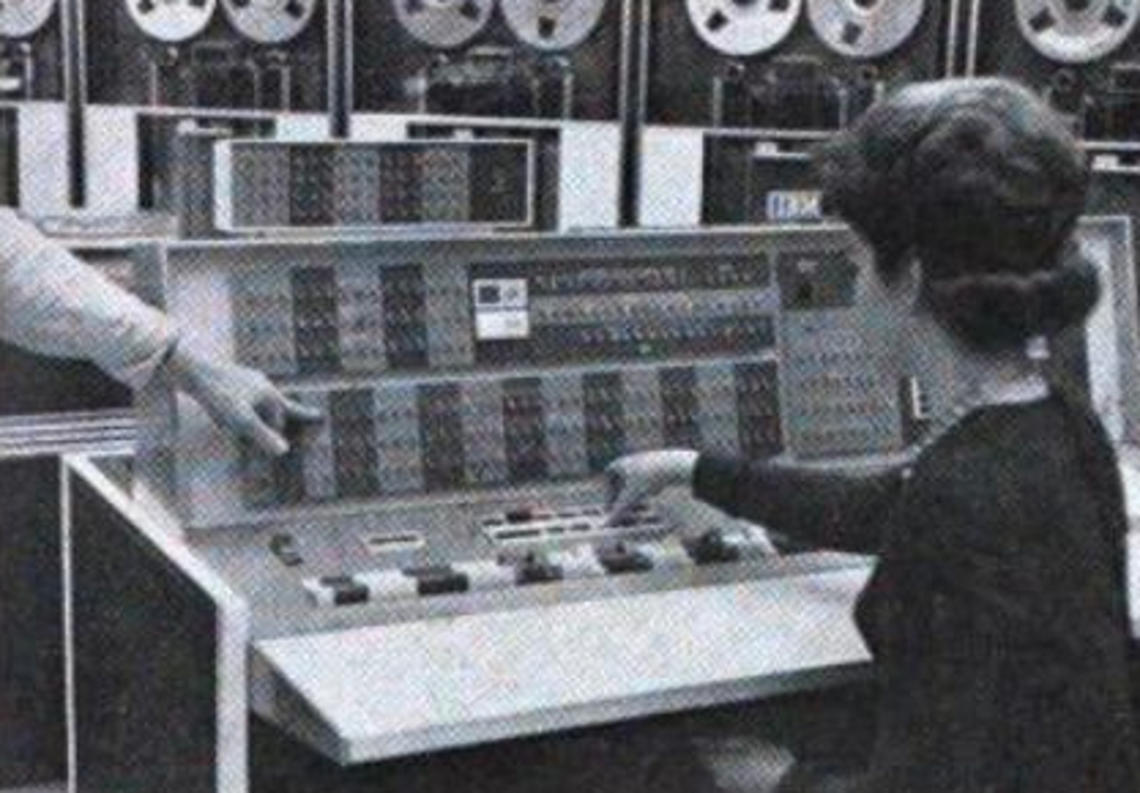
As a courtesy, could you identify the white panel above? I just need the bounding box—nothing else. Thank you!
[17,102,69,216]
[350,114,415,141]
[558,122,621,230]
[253,566,873,764]
[638,127,705,228]
[84,106,141,215]
[1083,217,1134,443]
[275,113,337,141]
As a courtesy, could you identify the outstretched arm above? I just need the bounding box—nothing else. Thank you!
[0,210,320,454]
[607,450,903,554]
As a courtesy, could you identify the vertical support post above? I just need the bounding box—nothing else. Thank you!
[619,0,645,227]
[60,0,86,208]
[327,0,352,139]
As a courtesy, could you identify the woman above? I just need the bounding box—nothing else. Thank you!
[607,79,1140,792]
[0,208,318,454]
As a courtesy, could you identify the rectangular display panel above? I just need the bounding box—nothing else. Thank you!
[215,139,536,233]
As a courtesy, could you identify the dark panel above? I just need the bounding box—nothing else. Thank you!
[71,473,218,793]
[468,144,530,223]
[0,108,17,207]
[659,367,700,448]
[0,342,128,417]
[0,457,65,787]
[735,361,783,458]
[583,372,625,473]
[292,267,341,374]
[330,389,380,499]
[379,265,429,370]
[289,147,337,227]
[250,684,877,793]
[418,382,465,492]
[502,377,548,483]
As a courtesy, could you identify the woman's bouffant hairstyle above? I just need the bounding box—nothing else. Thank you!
[814,78,1100,350]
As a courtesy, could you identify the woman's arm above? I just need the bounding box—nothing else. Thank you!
[0,210,319,454]
[694,454,903,553]
[606,450,903,554]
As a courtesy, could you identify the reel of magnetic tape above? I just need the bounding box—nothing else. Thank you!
[806,0,926,60]
[393,0,495,49]
[1014,0,1140,64]
[684,0,803,57]
[500,0,606,51]
[0,0,56,39]
[221,0,319,44]
[124,0,217,43]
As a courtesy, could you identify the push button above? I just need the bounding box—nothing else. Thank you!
[596,543,654,575]
[405,566,470,597]
[453,560,516,591]
[321,576,370,606]
[684,530,742,565]
[516,554,563,585]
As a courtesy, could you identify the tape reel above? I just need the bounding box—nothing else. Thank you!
[0,0,56,38]
[807,0,925,59]
[393,0,494,49]
[1015,0,1140,64]
[125,0,217,43]
[685,0,803,57]
[222,0,318,44]
[500,0,606,50]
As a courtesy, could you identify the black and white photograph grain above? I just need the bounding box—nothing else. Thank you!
[3,1,1140,792]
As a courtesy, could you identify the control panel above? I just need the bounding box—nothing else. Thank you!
[240,358,779,508]
[135,227,904,649]
[141,227,904,528]
[215,139,536,232]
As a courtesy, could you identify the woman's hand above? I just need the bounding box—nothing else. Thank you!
[166,344,323,457]
[605,449,699,524]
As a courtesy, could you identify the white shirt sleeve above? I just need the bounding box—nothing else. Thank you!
[0,210,178,390]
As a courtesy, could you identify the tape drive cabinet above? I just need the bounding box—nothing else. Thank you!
[350,0,632,230]
[969,0,1140,143]
[638,0,960,227]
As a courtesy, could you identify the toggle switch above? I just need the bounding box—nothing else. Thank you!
[269,533,304,567]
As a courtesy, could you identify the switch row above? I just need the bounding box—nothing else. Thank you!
[301,527,777,609]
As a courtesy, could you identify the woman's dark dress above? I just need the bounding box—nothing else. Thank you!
[692,390,1140,792]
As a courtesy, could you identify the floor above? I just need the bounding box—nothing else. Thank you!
[3,786,63,793]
